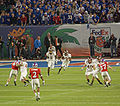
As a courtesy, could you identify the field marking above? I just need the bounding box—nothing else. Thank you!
[0,89,120,92]
[0,96,33,97]
[0,95,119,98]
[0,102,120,105]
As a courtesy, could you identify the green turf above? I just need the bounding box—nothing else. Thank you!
[0,67,120,106]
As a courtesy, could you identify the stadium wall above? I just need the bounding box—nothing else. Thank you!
[0,23,120,57]
[0,59,120,68]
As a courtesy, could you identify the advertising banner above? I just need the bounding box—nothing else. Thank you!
[0,23,120,57]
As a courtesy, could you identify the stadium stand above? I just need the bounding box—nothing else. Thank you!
[0,0,120,26]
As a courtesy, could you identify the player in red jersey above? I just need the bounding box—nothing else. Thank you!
[99,59,114,87]
[29,63,45,101]
[5,60,20,86]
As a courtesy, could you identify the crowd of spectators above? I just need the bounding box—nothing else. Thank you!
[0,0,120,26]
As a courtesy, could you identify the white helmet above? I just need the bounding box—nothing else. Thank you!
[32,63,38,68]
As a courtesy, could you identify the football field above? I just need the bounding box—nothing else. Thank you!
[0,67,120,106]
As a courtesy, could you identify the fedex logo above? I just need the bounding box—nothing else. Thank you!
[91,29,109,36]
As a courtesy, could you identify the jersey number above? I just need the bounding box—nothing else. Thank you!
[33,72,37,78]
[101,64,107,70]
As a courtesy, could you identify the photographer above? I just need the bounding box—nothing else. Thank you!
[15,38,22,57]
[20,36,26,58]
[7,35,15,59]
[109,34,117,58]
[0,36,4,59]
[34,36,41,59]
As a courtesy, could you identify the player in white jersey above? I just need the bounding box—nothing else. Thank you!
[89,56,103,86]
[48,44,56,53]
[19,58,30,86]
[48,44,58,64]
[81,57,103,85]
[58,50,71,74]
[46,48,56,76]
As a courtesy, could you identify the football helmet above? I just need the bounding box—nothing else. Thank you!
[32,63,38,68]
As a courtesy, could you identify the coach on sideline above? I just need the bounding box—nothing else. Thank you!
[54,36,63,56]
[44,32,54,53]
[88,33,96,57]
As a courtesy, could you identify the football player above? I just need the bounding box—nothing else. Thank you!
[81,57,102,85]
[58,50,71,74]
[99,59,113,87]
[89,56,103,86]
[46,48,56,76]
[19,58,30,86]
[29,63,45,101]
[5,60,20,86]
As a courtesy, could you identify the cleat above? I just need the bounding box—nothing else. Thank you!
[89,83,93,86]
[108,83,111,86]
[14,81,17,86]
[38,95,40,100]
[5,84,8,86]
[42,81,45,86]
[86,82,90,84]
[24,83,28,87]
[105,84,108,87]
[99,82,103,85]
[105,82,108,87]
[36,97,39,101]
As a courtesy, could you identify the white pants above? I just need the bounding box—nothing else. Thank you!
[62,60,70,68]
[31,79,40,90]
[85,69,98,78]
[93,69,99,78]
[20,72,27,81]
[48,60,55,69]
[9,69,18,78]
[101,71,111,80]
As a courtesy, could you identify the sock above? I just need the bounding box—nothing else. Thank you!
[106,81,109,85]
[87,79,90,83]
[14,80,17,86]
[35,93,37,97]
[24,81,26,85]
[6,82,9,85]
[97,79,103,84]
[26,80,30,83]
[38,92,40,96]
[91,80,94,85]
[58,68,62,74]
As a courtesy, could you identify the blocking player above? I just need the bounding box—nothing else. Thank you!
[19,58,30,86]
[89,56,103,86]
[81,57,102,85]
[29,63,45,101]
[46,48,56,76]
[99,59,113,87]
[5,60,20,86]
[58,50,71,74]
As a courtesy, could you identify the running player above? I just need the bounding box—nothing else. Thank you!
[58,50,71,74]
[99,59,113,87]
[81,57,102,85]
[46,48,56,76]
[48,44,58,64]
[89,56,103,86]
[29,63,45,101]
[5,60,20,86]
[19,58,30,86]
